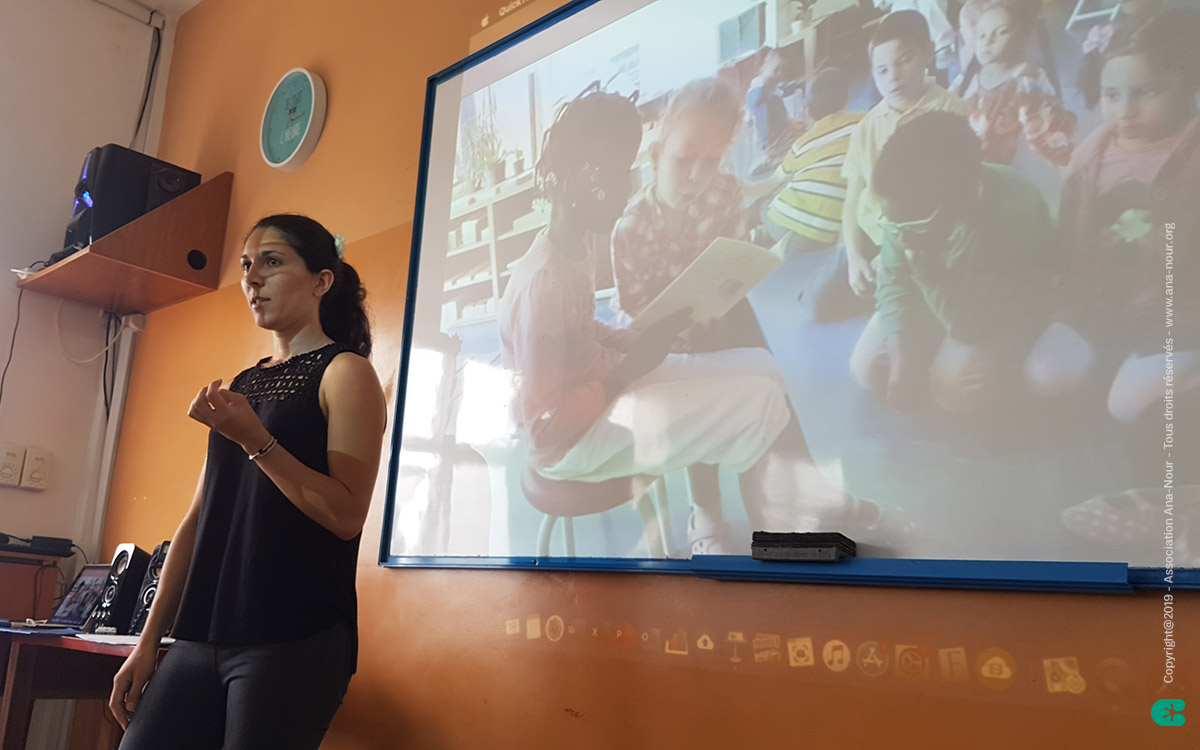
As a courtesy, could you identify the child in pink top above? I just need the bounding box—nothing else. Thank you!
[1030,10,1200,406]
[500,86,690,469]
[501,230,637,468]
[1020,10,1200,552]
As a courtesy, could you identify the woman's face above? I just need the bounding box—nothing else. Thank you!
[975,8,1018,67]
[1101,54,1187,145]
[653,112,734,212]
[241,227,330,331]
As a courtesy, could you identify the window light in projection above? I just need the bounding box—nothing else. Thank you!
[401,347,452,440]
[391,346,454,556]
[455,360,519,558]
[392,449,437,555]
[454,359,516,447]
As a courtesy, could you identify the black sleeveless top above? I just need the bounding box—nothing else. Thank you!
[172,343,361,651]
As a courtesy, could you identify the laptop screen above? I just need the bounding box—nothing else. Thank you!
[49,564,109,627]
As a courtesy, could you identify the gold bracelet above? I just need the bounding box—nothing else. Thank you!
[247,436,278,461]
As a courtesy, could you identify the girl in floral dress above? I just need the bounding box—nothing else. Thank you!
[955,0,1075,166]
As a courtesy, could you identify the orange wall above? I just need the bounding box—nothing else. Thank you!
[101,0,1191,746]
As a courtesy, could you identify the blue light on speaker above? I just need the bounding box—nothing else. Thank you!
[81,191,93,208]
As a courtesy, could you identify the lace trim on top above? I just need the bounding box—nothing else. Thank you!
[235,342,340,405]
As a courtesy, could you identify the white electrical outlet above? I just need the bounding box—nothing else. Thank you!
[0,443,25,487]
[19,447,50,491]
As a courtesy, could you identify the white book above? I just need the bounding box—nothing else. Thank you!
[631,237,785,329]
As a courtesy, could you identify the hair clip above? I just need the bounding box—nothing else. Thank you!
[333,232,346,259]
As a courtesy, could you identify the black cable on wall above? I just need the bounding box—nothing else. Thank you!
[130,14,163,149]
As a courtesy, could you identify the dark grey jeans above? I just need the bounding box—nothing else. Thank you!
[118,621,354,750]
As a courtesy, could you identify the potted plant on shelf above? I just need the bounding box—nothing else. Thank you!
[788,0,816,35]
[463,94,511,189]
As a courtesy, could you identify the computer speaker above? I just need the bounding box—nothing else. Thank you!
[90,542,150,635]
[60,144,200,258]
[129,540,170,636]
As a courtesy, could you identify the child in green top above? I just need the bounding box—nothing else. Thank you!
[849,111,1056,413]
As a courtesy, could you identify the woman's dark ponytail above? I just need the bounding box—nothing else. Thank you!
[250,214,372,358]
[319,258,371,358]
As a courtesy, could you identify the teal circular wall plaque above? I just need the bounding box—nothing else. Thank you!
[260,68,327,170]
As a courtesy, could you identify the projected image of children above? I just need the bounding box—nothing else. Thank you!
[497,85,908,554]
[391,0,1198,565]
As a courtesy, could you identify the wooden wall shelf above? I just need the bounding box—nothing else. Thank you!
[17,172,234,314]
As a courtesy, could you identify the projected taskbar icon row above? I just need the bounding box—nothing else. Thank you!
[506,615,1114,695]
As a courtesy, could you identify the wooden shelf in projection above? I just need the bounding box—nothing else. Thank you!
[18,172,234,315]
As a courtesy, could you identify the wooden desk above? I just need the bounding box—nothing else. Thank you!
[0,634,133,750]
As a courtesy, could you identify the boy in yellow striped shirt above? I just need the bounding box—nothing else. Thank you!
[758,67,863,253]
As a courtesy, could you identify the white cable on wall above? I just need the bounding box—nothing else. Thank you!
[55,299,128,365]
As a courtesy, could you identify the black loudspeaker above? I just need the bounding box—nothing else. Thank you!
[55,144,201,263]
[90,543,151,635]
[129,541,170,636]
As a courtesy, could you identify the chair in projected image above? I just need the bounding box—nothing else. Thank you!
[520,466,675,558]
[456,370,678,559]
[1065,0,1122,31]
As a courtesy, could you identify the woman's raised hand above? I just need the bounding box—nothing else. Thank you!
[187,380,271,454]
